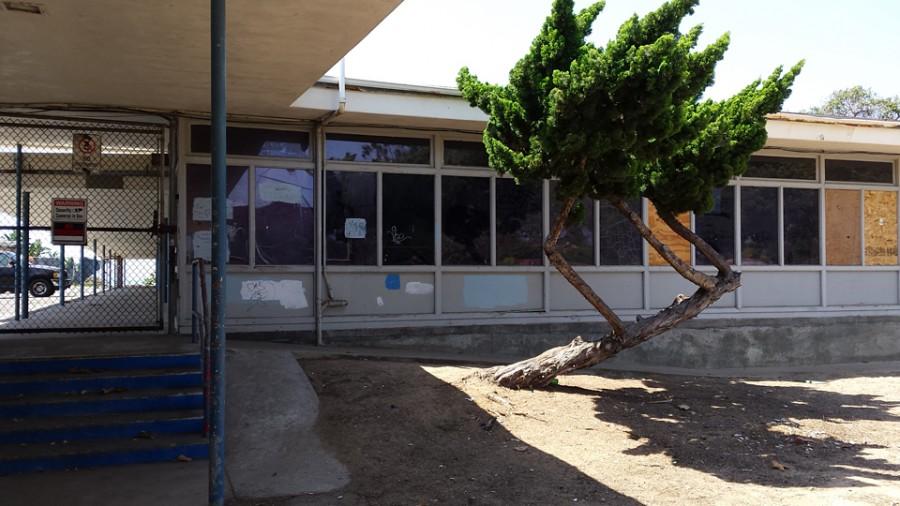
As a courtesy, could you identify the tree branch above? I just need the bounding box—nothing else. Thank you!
[656,208,732,276]
[546,196,627,337]
[609,197,717,291]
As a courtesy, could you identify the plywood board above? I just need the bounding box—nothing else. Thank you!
[825,189,861,265]
[864,190,898,265]
[648,202,691,266]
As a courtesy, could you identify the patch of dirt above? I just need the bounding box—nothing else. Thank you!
[251,359,900,505]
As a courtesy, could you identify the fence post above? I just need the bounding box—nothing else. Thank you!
[93,239,98,297]
[21,192,29,319]
[80,244,85,300]
[14,144,22,321]
[59,245,65,306]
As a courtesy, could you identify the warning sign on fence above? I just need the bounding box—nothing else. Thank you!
[73,133,101,171]
[51,198,88,246]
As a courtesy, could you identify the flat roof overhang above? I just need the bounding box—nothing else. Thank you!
[0,0,402,118]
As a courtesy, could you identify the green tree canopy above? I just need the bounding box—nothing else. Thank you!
[809,85,900,121]
[458,0,802,215]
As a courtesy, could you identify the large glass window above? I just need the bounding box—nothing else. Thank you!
[326,134,430,165]
[743,156,816,180]
[549,182,594,265]
[598,199,642,265]
[186,164,250,264]
[496,179,543,266]
[740,187,778,265]
[783,188,820,265]
[254,168,314,265]
[442,176,490,265]
[695,186,735,265]
[825,159,894,184]
[190,125,310,159]
[444,140,489,167]
[826,189,861,265]
[383,174,434,265]
[326,171,377,265]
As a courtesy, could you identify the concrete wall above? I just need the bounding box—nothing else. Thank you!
[311,316,900,370]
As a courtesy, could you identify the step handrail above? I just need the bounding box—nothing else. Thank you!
[191,259,211,436]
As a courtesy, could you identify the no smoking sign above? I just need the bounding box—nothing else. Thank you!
[73,133,102,171]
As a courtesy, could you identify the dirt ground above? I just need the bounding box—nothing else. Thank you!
[255,358,900,506]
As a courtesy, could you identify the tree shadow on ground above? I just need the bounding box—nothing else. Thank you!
[293,359,643,506]
[556,371,900,489]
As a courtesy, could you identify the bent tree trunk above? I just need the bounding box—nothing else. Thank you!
[477,197,740,389]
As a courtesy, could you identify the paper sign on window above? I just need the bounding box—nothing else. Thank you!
[192,198,234,221]
[344,218,367,239]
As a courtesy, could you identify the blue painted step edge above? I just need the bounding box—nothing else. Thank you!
[0,354,202,375]
[0,417,204,445]
[0,442,209,475]
[0,372,203,396]
[0,392,204,418]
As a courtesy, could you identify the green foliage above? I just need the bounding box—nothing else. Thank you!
[2,232,50,258]
[458,0,802,215]
[809,85,900,121]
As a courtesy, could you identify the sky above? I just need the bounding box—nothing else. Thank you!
[328,0,900,112]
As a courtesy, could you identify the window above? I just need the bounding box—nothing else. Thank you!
[326,171,377,265]
[825,189,861,265]
[495,179,543,266]
[444,140,489,167]
[254,168,314,265]
[740,187,778,265]
[190,125,310,159]
[783,188,819,265]
[864,190,898,265]
[382,174,434,265]
[326,134,430,164]
[825,159,894,184]
[186,164,250,264]
[598,199,642,265]
[549,182,594,265]
[442,176,490,265]
[695,186,735,265]
[744,156,816,180]
[648,203,690,266]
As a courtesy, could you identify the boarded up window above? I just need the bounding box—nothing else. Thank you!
[648,202,691,266]
[864,190,898,265]
[825,189,861,265]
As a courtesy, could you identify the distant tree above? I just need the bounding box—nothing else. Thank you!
[809,85,900,120]
[458,0,801,388]
[2,232,50,259]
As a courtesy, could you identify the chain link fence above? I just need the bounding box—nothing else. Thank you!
[0,114,165,332]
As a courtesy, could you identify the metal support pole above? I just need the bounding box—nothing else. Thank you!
[102,245,106,293]
[21,193,29,319]
[209,0,228,503]
[14,144,22,321]
[80,244,85,300]
[59,245,65,306]
[93,239,98,297]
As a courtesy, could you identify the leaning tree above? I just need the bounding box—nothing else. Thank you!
[458,0,803,388]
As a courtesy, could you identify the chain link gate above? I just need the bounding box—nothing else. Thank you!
[0,114,167,332]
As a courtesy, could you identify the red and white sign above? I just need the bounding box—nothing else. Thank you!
[51,198,88,246]
[73,133,102,171]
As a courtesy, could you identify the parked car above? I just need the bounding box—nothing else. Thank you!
[0,251,73,297]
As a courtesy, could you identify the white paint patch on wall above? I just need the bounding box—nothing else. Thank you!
[240,280,308,309]
[462,275,528,309]
[405,281,434,295]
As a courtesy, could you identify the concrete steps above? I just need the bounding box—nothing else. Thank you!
[0,352,207,475]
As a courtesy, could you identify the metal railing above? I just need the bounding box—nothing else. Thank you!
[191,258,211,436]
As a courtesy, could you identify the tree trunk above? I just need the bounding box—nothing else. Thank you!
[475,197,741,389]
